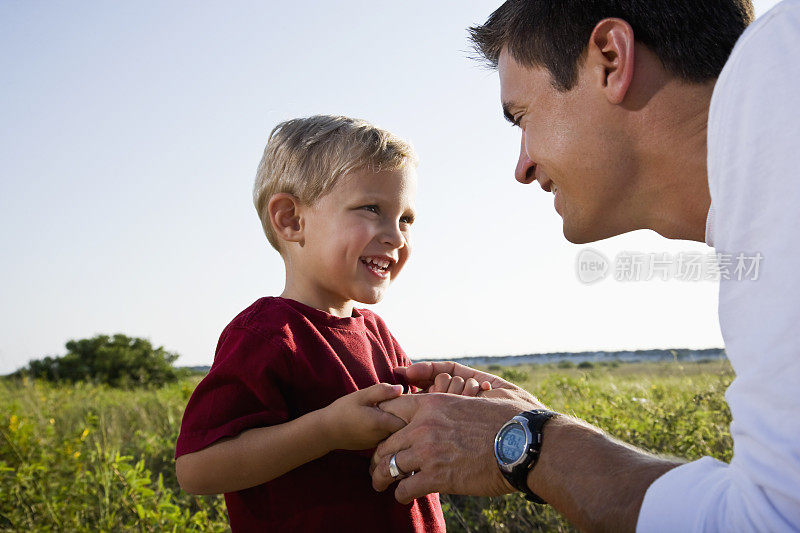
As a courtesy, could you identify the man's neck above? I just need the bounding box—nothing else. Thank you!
[631,78,715,242]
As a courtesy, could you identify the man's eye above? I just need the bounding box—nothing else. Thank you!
[400,216,414,225]
[361,205,379,214]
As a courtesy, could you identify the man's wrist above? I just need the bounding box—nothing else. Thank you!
[523,415,606,505]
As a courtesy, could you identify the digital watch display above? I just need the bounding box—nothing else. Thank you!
[497,423,527,463]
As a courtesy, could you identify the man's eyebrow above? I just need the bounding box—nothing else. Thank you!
[502,102,517,124]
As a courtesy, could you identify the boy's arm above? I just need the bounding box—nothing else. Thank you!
[176,383,406,495]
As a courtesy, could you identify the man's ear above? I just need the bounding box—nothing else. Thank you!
[587,18,635,105]
[268,193,304,245]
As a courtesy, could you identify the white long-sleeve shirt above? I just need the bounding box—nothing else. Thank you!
[637,1,800,531]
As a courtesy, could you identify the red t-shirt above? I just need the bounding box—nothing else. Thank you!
[176,297,445,532]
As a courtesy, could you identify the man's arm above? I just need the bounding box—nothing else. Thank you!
[177,383,405,494]
[527,415,679,532]
[371,362,680,532]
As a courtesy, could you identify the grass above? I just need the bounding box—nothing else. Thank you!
[0,359,734,532]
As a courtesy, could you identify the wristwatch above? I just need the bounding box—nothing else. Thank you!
[494,409,558,504]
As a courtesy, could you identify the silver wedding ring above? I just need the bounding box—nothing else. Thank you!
[389,453,407,480]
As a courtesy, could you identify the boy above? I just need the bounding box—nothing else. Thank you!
[175,115,446,531]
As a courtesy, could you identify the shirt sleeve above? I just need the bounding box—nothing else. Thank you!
[175,325,293,458]
[638,3,800,531]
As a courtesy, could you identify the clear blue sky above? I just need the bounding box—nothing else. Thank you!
[0,0,783,373]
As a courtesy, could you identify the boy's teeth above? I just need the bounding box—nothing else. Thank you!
[366,258,389,269]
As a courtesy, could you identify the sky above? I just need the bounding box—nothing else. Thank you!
[0,0,784,374]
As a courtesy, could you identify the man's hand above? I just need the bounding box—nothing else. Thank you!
[370,391,545,504]
[398,361,518,392]
[374,364,680,532]
[399,361,538,403]
[321,383,407,450]
[426,372,492,395]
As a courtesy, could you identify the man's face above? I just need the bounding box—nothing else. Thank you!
[293,167,416,310]
[498,49,636,243]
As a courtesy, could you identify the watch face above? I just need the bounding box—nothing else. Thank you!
[497,423,527,464]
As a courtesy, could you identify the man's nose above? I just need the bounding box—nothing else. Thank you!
[515,135,536,184]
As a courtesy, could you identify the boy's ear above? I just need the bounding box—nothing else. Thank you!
[268,193,305,245]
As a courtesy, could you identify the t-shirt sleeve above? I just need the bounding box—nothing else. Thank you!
[175,325,293,458]
[391,333,411,368]
[387,330,418,392]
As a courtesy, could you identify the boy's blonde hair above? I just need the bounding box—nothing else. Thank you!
[253,115,418,251]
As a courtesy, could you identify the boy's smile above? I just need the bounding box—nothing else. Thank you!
[281,167,416,317]
[361,255,396,279]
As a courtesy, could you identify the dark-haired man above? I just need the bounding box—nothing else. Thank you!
[371,0,800,530]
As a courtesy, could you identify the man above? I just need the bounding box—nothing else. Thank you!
[370,0,800,530]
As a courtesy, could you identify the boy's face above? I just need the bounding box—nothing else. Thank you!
[291,166,416,312]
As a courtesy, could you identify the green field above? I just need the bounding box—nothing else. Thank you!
[0,359,734,532]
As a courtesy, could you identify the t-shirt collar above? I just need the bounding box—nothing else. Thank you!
[277,297,367,331]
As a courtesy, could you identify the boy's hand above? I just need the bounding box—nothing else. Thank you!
[321,383,407,451]
[426,372,492,396]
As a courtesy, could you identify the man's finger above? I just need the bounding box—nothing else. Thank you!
[391,448,420,478]
[403,361,456,388]
[447,375,466,395]
[374,408,406,434]
[432,372,452,393]
[370,416,420,488]
[463,377,480,396]
[372,444,424,492]
[395,470,436,505]
[377,394,420,424]
[405,361,516,391]
[371,453,394,491]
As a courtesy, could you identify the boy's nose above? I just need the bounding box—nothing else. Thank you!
[381,223,405,248]
[515,135,536,184]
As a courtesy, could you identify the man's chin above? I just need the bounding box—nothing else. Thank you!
[563,221,619,244]
[563,222,594,244]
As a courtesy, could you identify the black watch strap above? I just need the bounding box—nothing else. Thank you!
[512,409,557,504]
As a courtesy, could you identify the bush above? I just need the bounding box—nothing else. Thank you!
[501,368,529,384]
[14,334,185,388]
[557,360,575,369]
[0,378,227,531]
[577,361,594,369]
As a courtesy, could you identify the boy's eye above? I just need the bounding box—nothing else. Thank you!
[400,215,414,225]
[361,205,379,214]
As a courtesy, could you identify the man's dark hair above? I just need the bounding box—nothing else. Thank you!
[469,0,754,91]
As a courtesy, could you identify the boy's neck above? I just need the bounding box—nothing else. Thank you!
[279,288,355,318]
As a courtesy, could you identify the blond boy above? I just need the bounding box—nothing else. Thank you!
[174,115,446,531]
